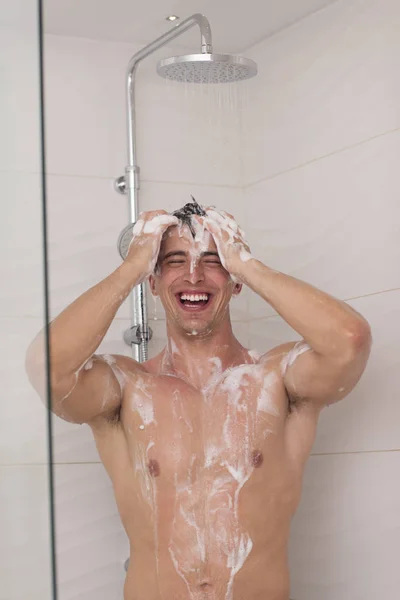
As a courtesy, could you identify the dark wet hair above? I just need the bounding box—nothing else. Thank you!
[172,196,206,237]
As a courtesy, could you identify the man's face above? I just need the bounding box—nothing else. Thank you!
[150,224,240,337]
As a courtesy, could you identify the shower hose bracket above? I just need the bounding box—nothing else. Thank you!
[123,324,153,346]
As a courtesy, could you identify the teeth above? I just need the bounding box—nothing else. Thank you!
[180,293,209,302]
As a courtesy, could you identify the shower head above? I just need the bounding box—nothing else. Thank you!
[157,53,257,84]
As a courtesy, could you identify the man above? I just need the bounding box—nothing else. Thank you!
[27,200,371,600]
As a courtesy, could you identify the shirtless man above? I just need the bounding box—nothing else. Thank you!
[27,201,372,600]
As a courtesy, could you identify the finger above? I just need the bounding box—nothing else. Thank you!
[142,214,179,235]
[203,216,222,237]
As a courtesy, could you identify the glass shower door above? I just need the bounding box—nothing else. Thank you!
[0,1,55,599]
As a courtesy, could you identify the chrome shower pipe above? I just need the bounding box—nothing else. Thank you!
[119,14,213,362]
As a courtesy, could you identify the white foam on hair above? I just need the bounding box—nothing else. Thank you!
[143,214,178,234]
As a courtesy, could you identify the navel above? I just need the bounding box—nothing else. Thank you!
[251,449,264,468]
[147,459,160,477]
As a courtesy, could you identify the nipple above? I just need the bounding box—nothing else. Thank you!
[148,459,160,477]
[251,450,264,468]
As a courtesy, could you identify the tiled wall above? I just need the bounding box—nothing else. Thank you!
[0,2,53,600]
[243,0,400,598]
[28,0,400,597]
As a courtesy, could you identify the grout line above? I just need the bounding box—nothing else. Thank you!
[2,447,400,467]
[310,448,400,457]
[244,126,400,190]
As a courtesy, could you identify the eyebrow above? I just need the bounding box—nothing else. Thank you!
[162,250,220,261]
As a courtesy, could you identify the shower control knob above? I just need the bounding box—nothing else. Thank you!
[114,175,127,194]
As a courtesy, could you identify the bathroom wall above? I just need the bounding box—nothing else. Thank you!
[242,0,400,598]
[43,32,248,598]
[0,1,53,599]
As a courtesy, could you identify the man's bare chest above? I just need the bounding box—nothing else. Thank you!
[118,362,290,489]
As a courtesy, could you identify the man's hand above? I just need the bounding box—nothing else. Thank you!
[200,209,254,279]
[125,210,179,281]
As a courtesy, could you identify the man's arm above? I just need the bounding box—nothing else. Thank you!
[203,211,372,409]
[238,260,371,408]
[26,261,144,424]
[26,210,179,424]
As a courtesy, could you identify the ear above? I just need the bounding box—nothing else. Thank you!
[148,274,158,296]
[233,283,242,296]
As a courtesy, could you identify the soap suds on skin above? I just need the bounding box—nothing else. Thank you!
[280,341,312,376]
[102,354,127,394]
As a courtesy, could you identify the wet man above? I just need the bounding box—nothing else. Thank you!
[27,201,371,600]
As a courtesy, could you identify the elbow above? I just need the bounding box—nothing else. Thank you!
[343,318,372,358]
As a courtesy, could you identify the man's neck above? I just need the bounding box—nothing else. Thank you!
[161,318,247,390]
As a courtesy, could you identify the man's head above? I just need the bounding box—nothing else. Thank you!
[149,199,242,338]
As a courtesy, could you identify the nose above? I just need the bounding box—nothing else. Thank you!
[184,257,205,284]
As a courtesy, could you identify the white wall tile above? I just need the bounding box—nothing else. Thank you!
[0,171,45,318]
[244,129,400,319]
[136,74,243,186]
[55,463,128,600]
[243,0,400,185]
[0,3,42,173]
[0,318,49,465]
[44,35,138,180]
[0,465,52,600]
[248,289,400,454]
[289,451,400,599]
[44,34,243,186]
[46,174,128,320]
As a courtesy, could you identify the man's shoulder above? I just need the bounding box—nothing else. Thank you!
[257,342,298,371]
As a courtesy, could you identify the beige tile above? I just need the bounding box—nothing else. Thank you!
[0,465,52,600]
[289,451,400,599]
[54,463,128,600]
[249,289,400,453]
[244,0,400,184]
[245,129,400,318]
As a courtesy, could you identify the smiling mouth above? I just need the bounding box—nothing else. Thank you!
[176,292,212,311]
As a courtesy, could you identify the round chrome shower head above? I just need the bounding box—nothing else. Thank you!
[157,53,257,83]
